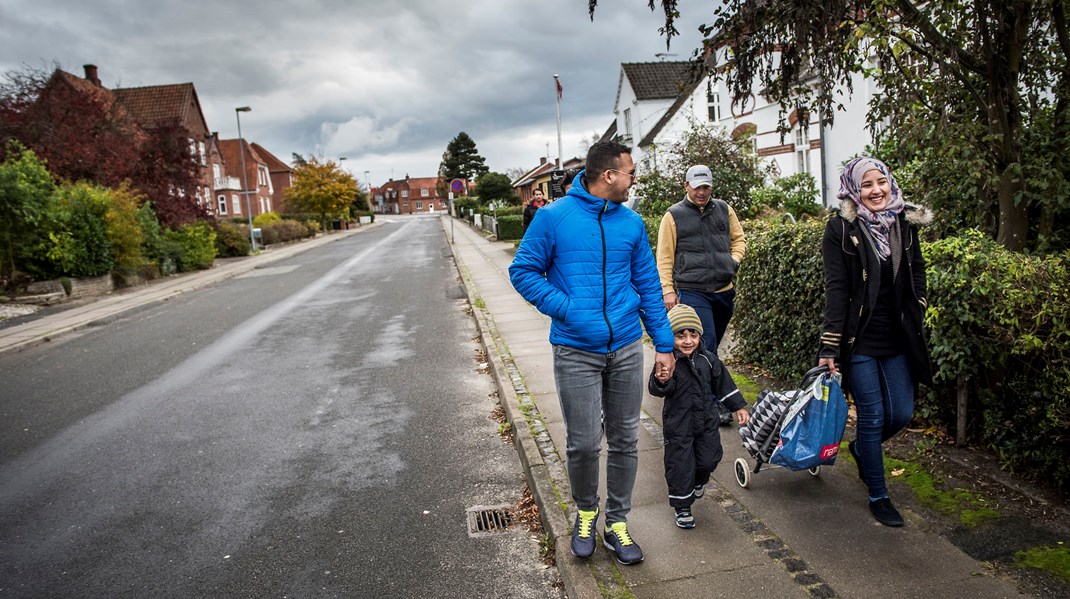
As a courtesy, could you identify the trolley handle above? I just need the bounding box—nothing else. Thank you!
[796,364,830,392]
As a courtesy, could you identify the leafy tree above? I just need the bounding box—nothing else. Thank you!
[475,172,517,204]
[0,142,53,283]
[590,1,1070,252]
[285,157,357,230]
[634,119,766,219]
[0,64,205,229]
[437,131,489,196]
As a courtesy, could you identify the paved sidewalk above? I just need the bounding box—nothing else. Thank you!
[0,225,378,355]
[445,217,1028,599]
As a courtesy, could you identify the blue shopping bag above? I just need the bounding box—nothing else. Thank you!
[769,373,848,470]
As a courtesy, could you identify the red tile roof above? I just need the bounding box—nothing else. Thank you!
[250,143,291,173]
[112,83,208,136]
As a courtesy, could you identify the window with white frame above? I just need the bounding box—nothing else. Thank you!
[195,188,203,206]
[421,188,429,197]
[213,164,221,179]
[707,81,721,122]
[623,108,633,140]
[258,166,268,186]
[401,190,409,198]
[198,141,206,165]
[232,194,241,214]
[217,195,228,215]
[795,122,811,174]
[416,201,423,210]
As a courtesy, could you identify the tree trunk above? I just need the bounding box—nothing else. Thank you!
[995,167,1029,251]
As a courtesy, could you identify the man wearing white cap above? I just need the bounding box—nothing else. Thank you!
[655,164,746,366]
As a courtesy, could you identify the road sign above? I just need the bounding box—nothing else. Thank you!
[450,178,465,194]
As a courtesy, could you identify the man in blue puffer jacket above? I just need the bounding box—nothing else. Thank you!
[509,141,675,565]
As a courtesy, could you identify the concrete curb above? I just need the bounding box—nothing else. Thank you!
[0,224,381,356]
[449,235,603,599]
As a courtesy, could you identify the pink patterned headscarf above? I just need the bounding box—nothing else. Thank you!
[837,157,905,259]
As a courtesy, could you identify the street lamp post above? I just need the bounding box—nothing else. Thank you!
[235,106,256,252]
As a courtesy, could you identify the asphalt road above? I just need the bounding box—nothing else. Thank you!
[0,216,561,598]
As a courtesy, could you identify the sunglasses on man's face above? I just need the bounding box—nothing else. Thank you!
[607,168,637,182]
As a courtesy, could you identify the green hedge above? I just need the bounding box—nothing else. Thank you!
[733,219,826,381]
[496,214,523,240]
[732,221,1070,492]
[923,231,1069,490]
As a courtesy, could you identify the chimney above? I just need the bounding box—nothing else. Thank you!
[83,64,101,87]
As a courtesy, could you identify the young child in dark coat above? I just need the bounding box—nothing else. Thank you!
[649,304,749,528]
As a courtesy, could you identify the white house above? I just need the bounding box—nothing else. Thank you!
[612,53,878,207]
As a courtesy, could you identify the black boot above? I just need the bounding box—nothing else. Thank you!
[869,498,904,527]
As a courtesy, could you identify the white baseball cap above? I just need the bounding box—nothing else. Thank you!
[685,165,713,188]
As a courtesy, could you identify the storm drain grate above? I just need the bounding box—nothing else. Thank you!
[466,505,515,537]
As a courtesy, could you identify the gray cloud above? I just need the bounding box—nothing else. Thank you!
[0,0,713,183]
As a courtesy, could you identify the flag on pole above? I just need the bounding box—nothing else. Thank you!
[556,77,563,100]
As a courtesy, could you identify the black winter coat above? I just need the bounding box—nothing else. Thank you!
[819,199,933,387]
[649,344,746,425]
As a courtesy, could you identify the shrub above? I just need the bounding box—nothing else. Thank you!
[453,198,481,215]
[165,223,216,271]
[746,173,822,220]
[495,215,523,240]
[923,230,1070,491]
[136,202,170,274]
[493,205,523,217]
[213,220,252,257]
[41,182,115,278]
[104,183,145,273]
[253,211,282,227]
[732,219,826,381]
[260,219,310,245]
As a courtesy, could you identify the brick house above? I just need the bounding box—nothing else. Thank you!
[251,143,293,211]
[378,176,447,214]
[33,65,222,219]
[218,139,274,217]
[111,74,219,214]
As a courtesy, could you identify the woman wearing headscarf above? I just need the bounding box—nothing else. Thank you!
[818,156,932,527]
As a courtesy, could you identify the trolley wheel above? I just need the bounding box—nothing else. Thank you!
[808,466,821,477]
[734,458,751,488]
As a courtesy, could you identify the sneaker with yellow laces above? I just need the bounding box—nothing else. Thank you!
[603,521,644,565]
[570,507,599,558]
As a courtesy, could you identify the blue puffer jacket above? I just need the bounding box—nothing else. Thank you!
[509,171,674,354]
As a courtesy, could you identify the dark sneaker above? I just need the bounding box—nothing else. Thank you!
[570,508,599,558]
[869,498,904,527]
[848,440,865,482]
[693,484,705,499]
[675,507,695,529]
[604,522,644,565]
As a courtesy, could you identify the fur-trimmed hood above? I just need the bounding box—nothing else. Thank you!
[837,198,933,227]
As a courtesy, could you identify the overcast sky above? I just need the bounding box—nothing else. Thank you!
[0,0,715,186]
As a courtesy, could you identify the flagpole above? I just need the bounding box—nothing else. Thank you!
[554,74,563,168]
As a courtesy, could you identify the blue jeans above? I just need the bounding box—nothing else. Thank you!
[848,354,915,499]
[678,288,735,351]
[552,339,644,525]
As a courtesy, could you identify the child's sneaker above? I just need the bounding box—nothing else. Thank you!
[674,507,695,529]
[603,521,644,564]
[693,484,705,499]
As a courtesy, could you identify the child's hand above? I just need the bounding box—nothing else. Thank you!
[654,367,671,383]
[735,408,750,426]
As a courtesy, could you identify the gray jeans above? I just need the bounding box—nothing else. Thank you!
[552,339,644,525]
